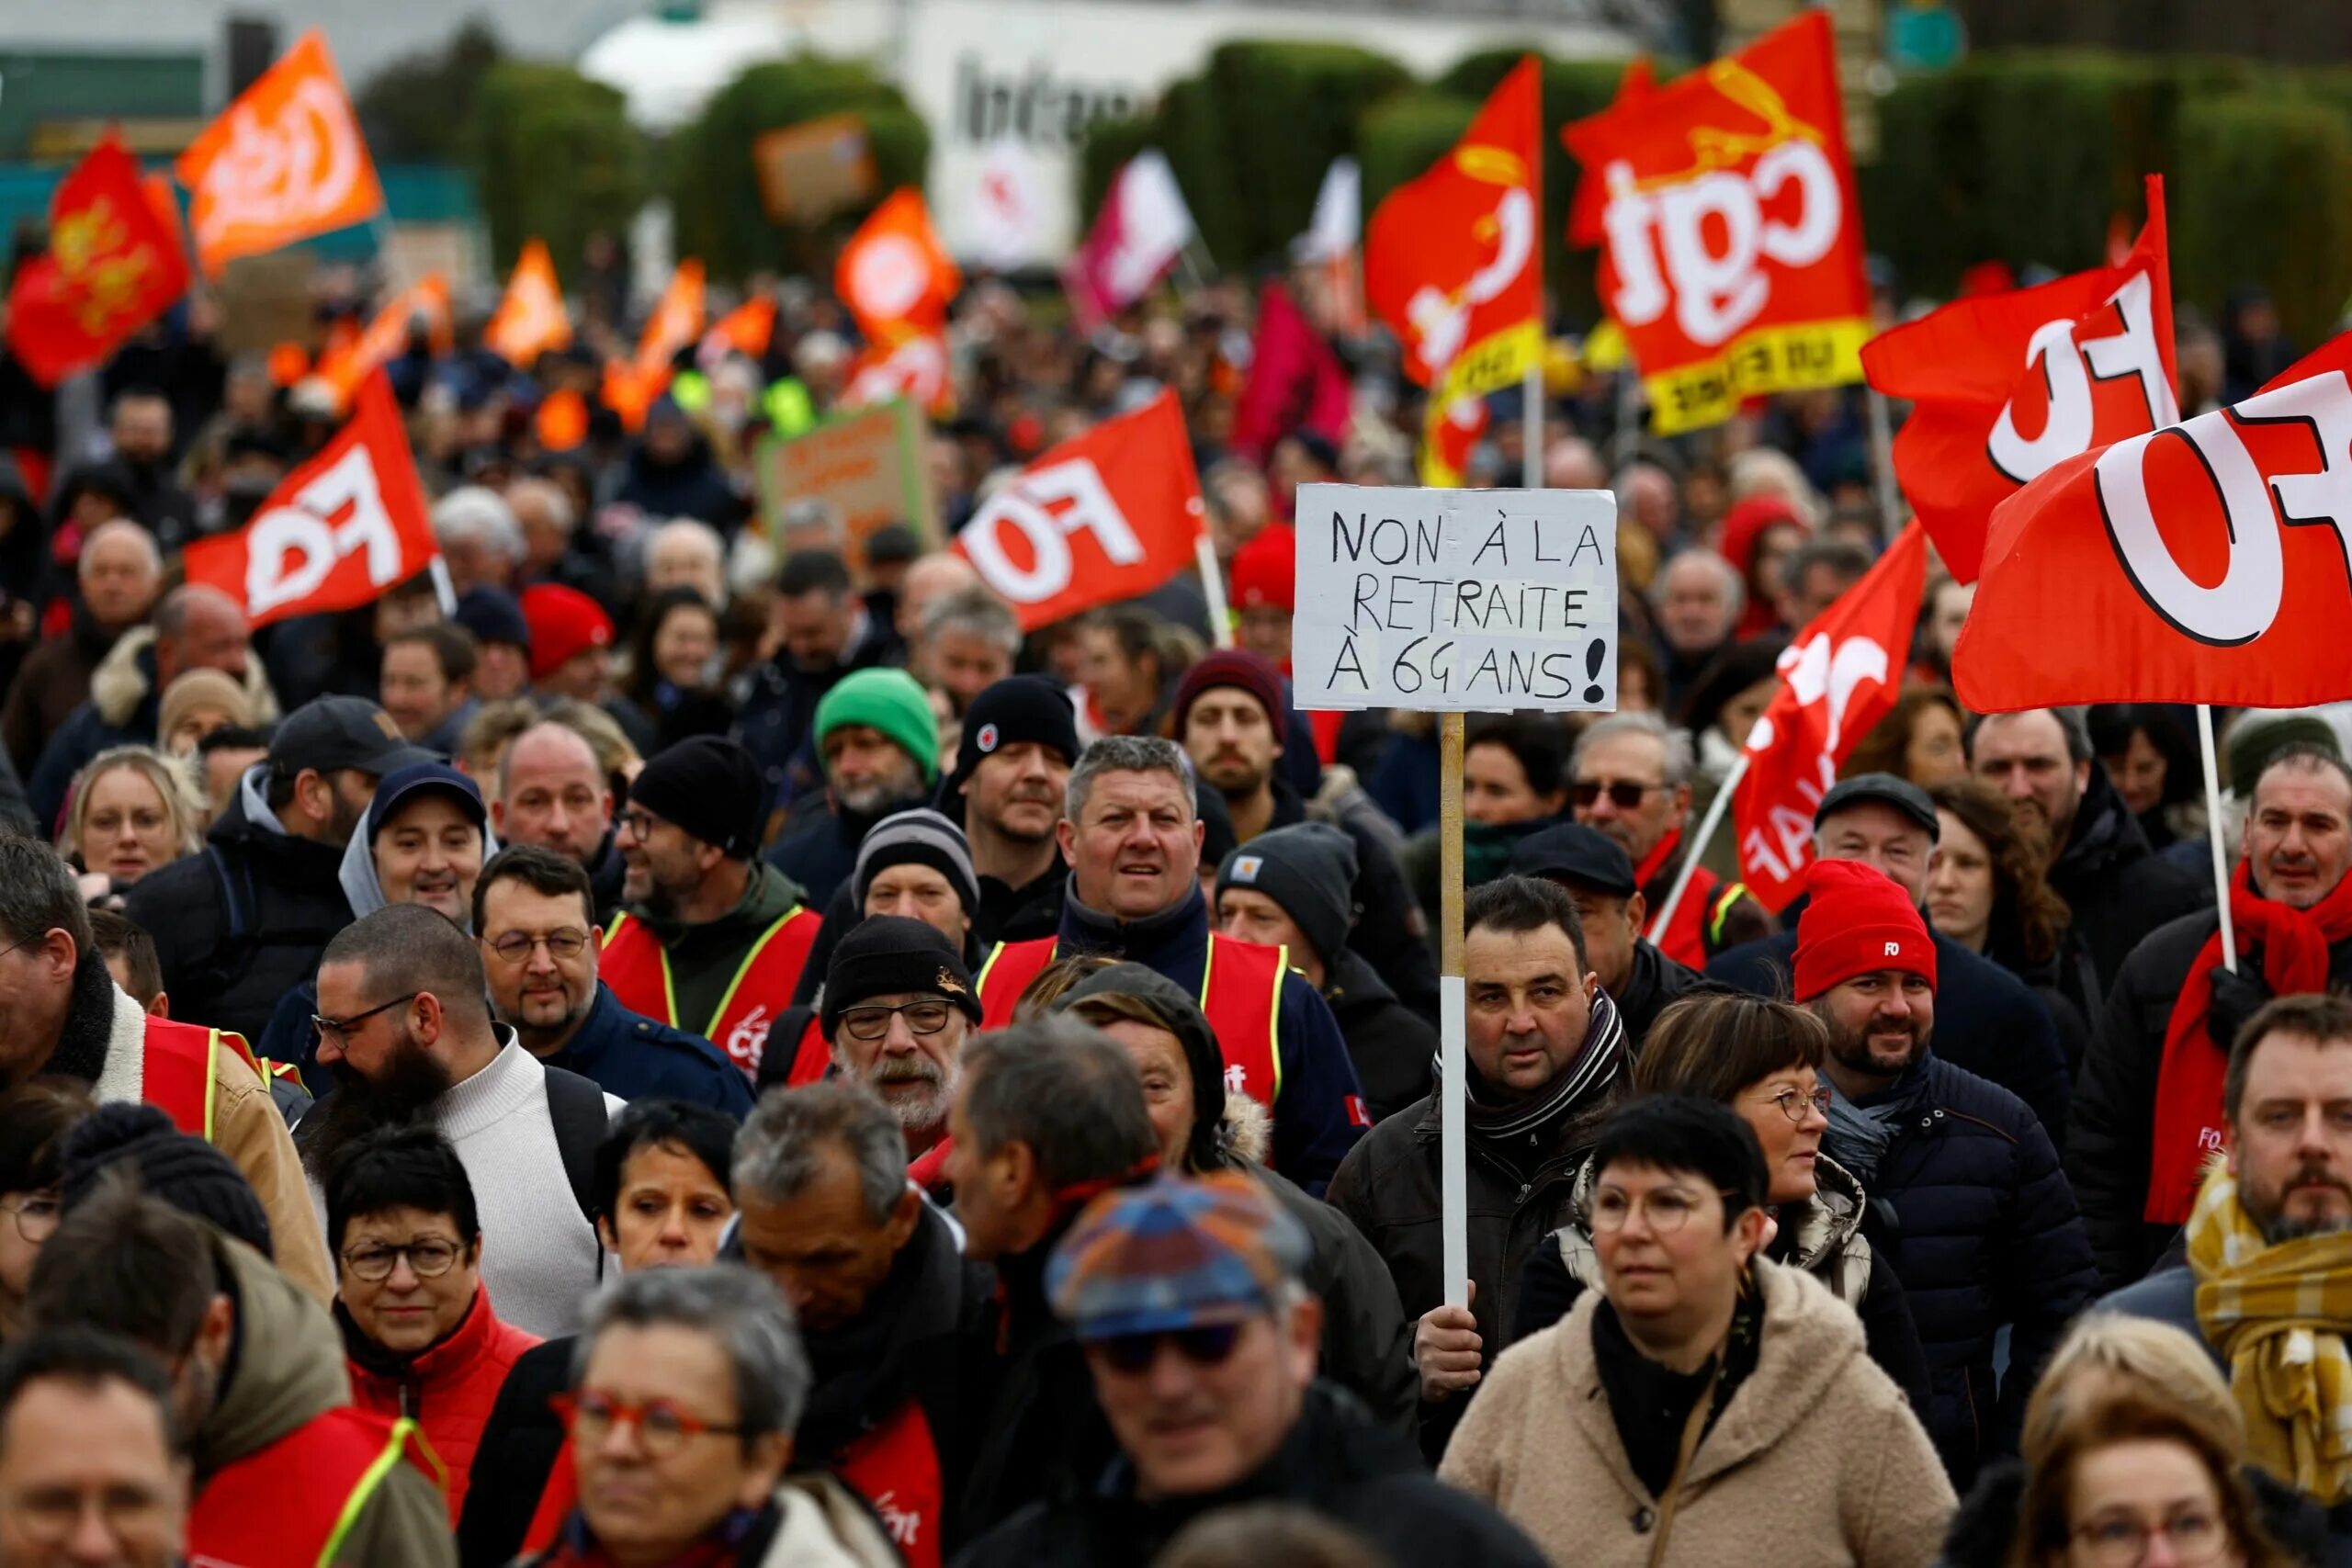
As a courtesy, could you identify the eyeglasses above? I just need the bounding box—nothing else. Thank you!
[311,992,420,1049]
[551,1390,746,1458]
[1591,1187,1736,1235]
[839,999,955,1043]
[1092,1322,1246,1374]
[341,1237,463,1282]
[2,1190,60,1244]
[1571,780,1668,811]
[487,929,590,964]
[1760,1085,1836,1124]
[2071,1509,2231,1567]
[618,808,661,843]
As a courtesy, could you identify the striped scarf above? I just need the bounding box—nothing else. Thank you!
[2188,1161,2352,1504]
[1450,990,1627,1142]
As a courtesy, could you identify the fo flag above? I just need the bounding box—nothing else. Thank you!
[174,29,384,278]
[953,390,1204,631]
[1564,12,1869,434]
[1863,177,2176,583]
[1955,333,2352,711]
[1365,57,1542,485]
[6,135,191,386]
[1735,522,1928,911]
[183,374,437,628]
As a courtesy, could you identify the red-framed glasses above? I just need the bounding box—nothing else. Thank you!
[549,1390,747,1457]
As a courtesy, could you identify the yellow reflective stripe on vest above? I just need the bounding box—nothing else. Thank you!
[201,1029,220,1145]
[704,908,806,1038]
[315,1416,425,1567]
[975,940,1013,994]
[1267,945,1287,1102]
[608,911,684,1029]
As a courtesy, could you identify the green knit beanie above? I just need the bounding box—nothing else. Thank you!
[816,668,940,784]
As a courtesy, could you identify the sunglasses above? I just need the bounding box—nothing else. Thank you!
[1092,1322,1245,1373]
[1571,780,1668,811]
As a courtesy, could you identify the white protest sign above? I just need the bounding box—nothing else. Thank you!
[1291,483,1619,712]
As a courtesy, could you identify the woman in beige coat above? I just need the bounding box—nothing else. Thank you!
[1442,1095,1953,1568]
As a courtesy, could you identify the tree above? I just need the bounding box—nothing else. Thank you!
[355,20,505,164]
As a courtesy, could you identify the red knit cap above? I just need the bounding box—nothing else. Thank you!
[519,584,614,682]
[1792,858,1938,1001]
[1229,524,1296,612]
[1172,649,1285,739]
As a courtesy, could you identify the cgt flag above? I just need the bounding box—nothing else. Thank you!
[485,240,571,367]
[1955,332,2352,712]
[1366,56,1542,486]
[5,135,191,386]
[1863,176,2176,584]
[1734,521,1928,910]
[952,390,1204,631]
[175,28,384,278]
[1564,11,1869,434]
[183,373,438,627]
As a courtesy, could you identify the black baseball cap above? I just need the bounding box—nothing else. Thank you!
[1814,773,1940,840]
[1509,823,1639,898]
[270,696,439,779]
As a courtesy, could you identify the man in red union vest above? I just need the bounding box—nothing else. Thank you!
[972,734,1368,1194]
[604,736,822,1080]
[0,834,334,1303]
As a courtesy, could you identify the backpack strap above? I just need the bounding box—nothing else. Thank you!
[543,1066,611,1236]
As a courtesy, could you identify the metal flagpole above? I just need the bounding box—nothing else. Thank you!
[1867,388,1905,544]
[2197,705,2238,975]
[1524,359,1544,490]
[1195,533,1235,649]
[1648,752,1746,942]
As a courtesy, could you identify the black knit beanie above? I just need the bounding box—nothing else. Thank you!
[59,1102,276,1260]
[628,735,768,859]
[820,916,982,1042]
[1216,822,1358,972]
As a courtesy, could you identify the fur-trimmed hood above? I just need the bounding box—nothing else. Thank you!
[89,625,280,730]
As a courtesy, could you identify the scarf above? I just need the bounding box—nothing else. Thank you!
[1822,1062,1928,1187]
[2148,860,2352,1224]
[543,1508,763,1568]
[1449,990,1627,1145]
[2188,1162,2352,1504]
[1632,827,1684,895]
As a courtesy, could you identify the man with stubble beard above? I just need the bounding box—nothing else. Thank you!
[944,676,1080,947]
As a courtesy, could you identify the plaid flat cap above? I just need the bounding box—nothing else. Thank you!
[1047,1172,1311,1341]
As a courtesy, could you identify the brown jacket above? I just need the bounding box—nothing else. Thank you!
[1440,1259,1953,1568]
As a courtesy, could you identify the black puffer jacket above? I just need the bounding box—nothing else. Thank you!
[1613,937,1705,1049]
[1840,1054,2097,1490]
[2048,765,2215,1029]
[120,764,354,1042]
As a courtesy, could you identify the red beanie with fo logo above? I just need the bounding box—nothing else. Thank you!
[1792,858,1938,1002]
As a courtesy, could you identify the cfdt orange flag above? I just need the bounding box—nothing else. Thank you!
[312,273,450,412]
[1955,333,2352,712]
[1861,177,2177,584]
[1564,11,1868,434]
[175,29,384,278]
[837,188,961,343]
[183,373,437,626]
[485,240,571,367]
[953,391,1204,630]
[1735,521,1928,910]
[605,260,706,430]
[6,135,191,386]
[1366,56,1542,485]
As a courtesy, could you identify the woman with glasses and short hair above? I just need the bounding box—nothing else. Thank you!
[1442,1094,1954,1567]
[1510,991,1933,1413]
[326,1122,540,1526]
[0,1080,89,1344]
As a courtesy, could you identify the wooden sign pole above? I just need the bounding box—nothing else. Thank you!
[1440,709,1468,1308]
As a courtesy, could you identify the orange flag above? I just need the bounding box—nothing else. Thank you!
[485,240,571,367]
[606,260,706,431]
[702,296,776,363]
[5,135,192,386]
[837,188,961,344]
[175,29,384,278]
[312,273,449,412]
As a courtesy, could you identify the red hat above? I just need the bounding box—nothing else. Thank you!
[1717,494,1809,578]
[1792,858,1937,1001]
[519,584,614,682]
[1171,649,1285,739]
[1228,524,1296,613]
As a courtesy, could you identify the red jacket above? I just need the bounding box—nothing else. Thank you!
[344,1286,541,1524]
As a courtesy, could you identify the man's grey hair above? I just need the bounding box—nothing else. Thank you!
[432,487,525,563]
[650,517,725,571]
[153,583,243,641]
[922,587,1021,658]
[1571,712,1694,789]
[733,1082,907,1227]
[1652,548,1745,622]
[505,476,576,536]
[571,1265,811,1444]
[959,1015,1158,1190]
[1067,734,1193,824]
[77,520,162,581]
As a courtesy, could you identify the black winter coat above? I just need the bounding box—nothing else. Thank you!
[734,618,899,802]
[1267,773,1439,1021]
[1614,938,1705,1049]
[1324,947,1437,1123]
[1256,1161,1419,1434]
[456,1336,571,1568]
[2048,766,2216,1029]
[2070,907,2352,1290]
[1850,1055,2097,1490]
[121,769,354,1043]
[972,863,1066,950]
[950,1383,1551,1568]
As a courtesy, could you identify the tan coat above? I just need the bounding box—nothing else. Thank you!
[1440,1258,1953,1568]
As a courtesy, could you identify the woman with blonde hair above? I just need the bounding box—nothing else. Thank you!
[60,744,203,902]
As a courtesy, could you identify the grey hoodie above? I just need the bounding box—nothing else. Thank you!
[336,786,498,928]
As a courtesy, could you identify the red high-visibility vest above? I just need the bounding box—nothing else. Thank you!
[974,933,1288,1106]
[137,1014,260,1144]
[187,1408,435,1568]
[602,907,821,1079]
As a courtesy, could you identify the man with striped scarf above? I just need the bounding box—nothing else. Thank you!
[1327,874,1630,1462]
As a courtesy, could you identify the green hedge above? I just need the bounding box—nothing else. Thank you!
[2174,92,2352,347]
[668,55,931,283]
[471,63,648,284]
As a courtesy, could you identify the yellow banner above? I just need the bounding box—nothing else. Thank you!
[1438,320,1544,406]
[1642,316,1870,434]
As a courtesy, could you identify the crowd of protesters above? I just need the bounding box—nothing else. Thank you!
[0,248,2346,1568]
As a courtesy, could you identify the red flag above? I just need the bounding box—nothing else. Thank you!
[952,391,1205,631]
[1229,280,1351,466]
[182,374,437,627]
[1564,58,1654,249]
[1564,12,1870,434]
[1862,177,2176,584]
[841,332,951,416]
[6,135,191,386]
[1734,521,1929,911]
[1954,333,2352,712]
